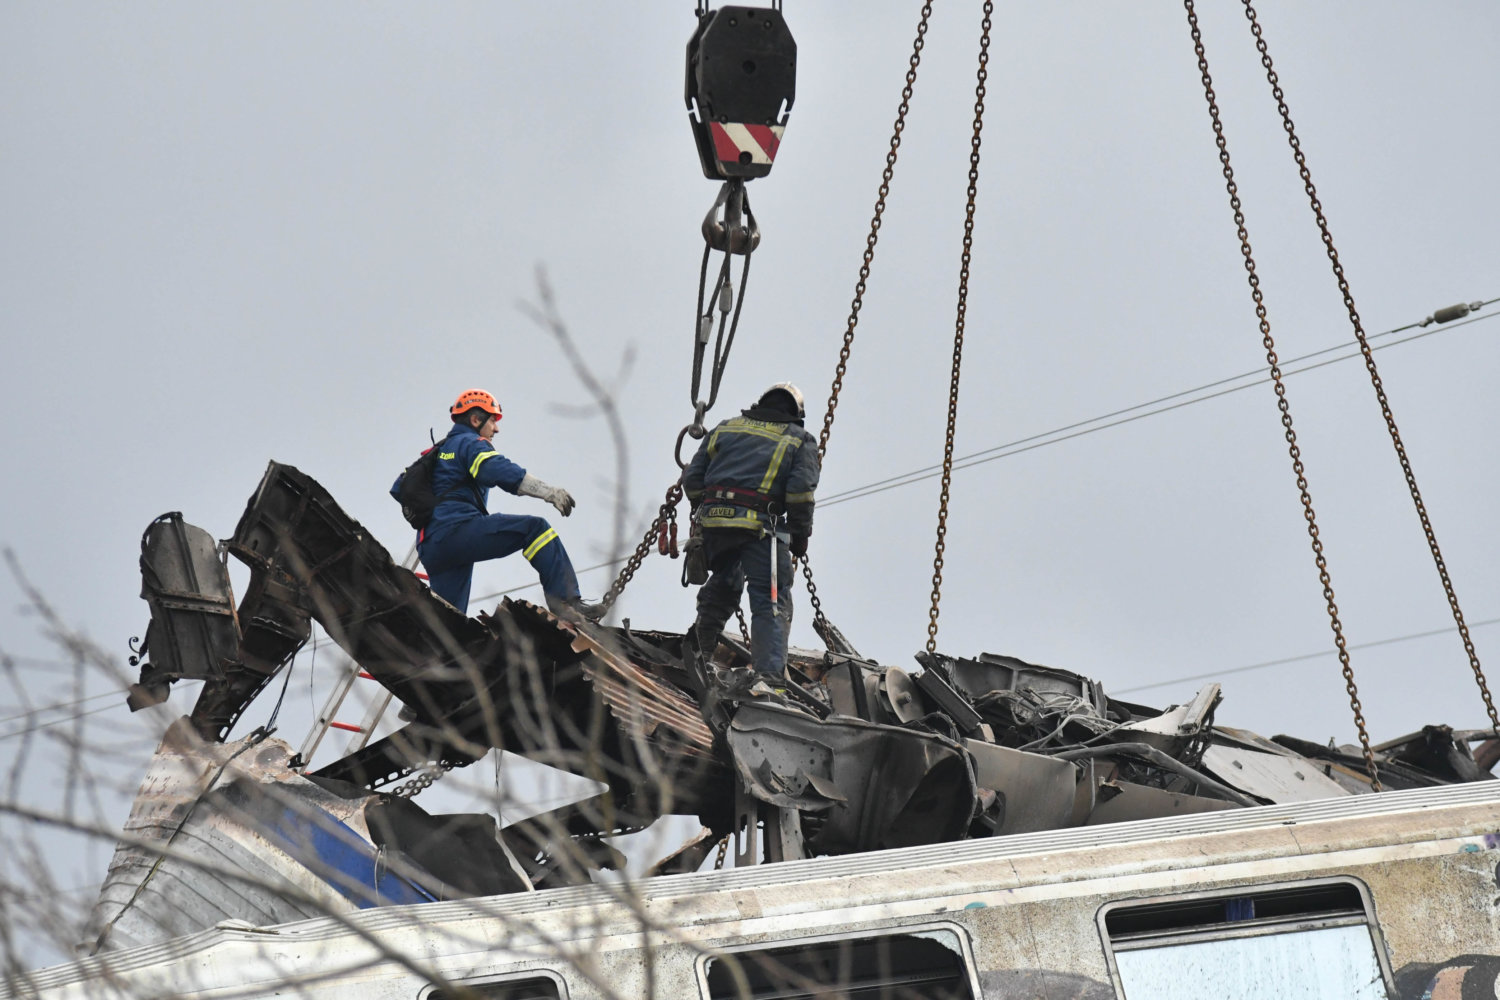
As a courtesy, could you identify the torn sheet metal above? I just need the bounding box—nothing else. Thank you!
[727,702,976,854]
[964,740,1080,835]
[1198,745,1355,804]
[87,721,451,953]
[1086,779,1240,826]
[1111,684,1221,753]
[130,513,240,708]
[926,652,1110,719]
[1373,725,1493,783]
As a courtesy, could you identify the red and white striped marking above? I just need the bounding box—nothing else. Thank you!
[709,122,784,166]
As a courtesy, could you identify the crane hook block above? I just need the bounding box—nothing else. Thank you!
[685,5,796,181]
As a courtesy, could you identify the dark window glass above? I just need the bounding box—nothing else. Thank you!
[705,931,974,1000]
[1105,881,1365,941]
[429,977,561,1000]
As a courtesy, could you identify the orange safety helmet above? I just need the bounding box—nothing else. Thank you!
[450,388,503,420]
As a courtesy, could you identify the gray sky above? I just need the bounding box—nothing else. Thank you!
[2,0,1498,917]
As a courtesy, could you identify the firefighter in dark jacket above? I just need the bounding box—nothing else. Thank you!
[682,382,819,681]
[393,389,603,622]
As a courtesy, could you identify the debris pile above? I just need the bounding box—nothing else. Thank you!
[96,462,1496,950]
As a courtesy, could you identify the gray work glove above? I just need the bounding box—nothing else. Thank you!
[518,473,575,517]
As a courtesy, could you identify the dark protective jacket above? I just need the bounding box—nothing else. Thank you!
[389,423,528,536]
[682,406,819,537]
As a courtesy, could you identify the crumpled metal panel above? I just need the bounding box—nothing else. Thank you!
[132,513,240,703]
[964,739,1081,834]
[728,702,977,854]
[230,462,510,728]
[501,599,726,821]
[1198,745,1354,804]
[924,651,1109,717]
[87,720,445,954]
[507,600,716,762]
[1086,779,1240,825]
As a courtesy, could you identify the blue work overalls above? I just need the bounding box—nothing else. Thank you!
[392,424,582,614]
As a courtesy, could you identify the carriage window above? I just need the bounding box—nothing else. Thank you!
[1100,879,1391,999]
[704,928,975,1000]
[428,975,562,999]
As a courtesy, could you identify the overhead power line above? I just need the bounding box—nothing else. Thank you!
[0,702,125,743]
[472,299,1496,604]
[1116,614,1500,696]
[0,691,118,728]
[819,298,1498,508]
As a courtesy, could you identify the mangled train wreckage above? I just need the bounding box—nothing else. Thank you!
[17,460,1491,1000]
[87,463,1499,949]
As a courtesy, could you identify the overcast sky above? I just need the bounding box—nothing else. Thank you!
[3,0,1498,927]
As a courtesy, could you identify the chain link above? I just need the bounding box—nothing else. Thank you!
[735,607,751,644]
[1236,0,1497,738]
[816,0,933,463]
[1182,0,1380,790]
[798,0,935,642]
[391,761,453,799]
[800,557,826,634]
[925,1,991,655]
[714,832,730,870]
[602,482,684,612]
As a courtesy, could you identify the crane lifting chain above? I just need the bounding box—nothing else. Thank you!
[1235,0,1498,740]
[799,0,935,651]
[603,3,796,615]
[1181,0,1382,789]
[925,0,992,654]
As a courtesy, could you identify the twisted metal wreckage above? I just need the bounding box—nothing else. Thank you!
[91,461,1498,953]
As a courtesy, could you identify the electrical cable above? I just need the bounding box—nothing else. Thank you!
[1117,615,1500,696]
[0,691,118,727]
[820,300,1498,508]
[0,702,124,743]
[470,300,1495,604]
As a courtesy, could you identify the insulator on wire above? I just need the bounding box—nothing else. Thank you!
[1430,302,1472,325]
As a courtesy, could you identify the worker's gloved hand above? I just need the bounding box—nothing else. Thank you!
[790,533,808,559]
[518,474,576,517]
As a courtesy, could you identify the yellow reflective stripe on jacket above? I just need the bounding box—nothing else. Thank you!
[785,491,815,504]
[758,436,793,492]
[523,528,559,561]
[470,450,502,479]
[699,514,761,530]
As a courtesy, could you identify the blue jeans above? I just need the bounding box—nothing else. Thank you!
[419,513,580,614]
[694,528,794,678]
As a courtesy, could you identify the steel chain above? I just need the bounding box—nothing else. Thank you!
[1237,0,1497,738]
[816,0,933,463]
[926,0,991,654]
[714,832,730,870]
[735,607,751,644]
[1182,0,1380,790]
[801,0,935,642]
[602,482,684,612]
[800,558,826,635]
[391,761,453,799]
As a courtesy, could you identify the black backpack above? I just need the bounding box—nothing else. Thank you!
[394,443,481,530]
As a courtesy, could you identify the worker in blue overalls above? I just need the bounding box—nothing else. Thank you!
[399,389,603,622]
[682,382,819,688]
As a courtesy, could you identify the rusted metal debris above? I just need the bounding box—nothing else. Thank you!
[107,461,1497,943]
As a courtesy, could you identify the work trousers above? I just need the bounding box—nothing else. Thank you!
[419,512,580,615]
[694,527,794,678]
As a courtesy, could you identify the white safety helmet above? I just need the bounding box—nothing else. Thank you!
[759,382,805,420]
